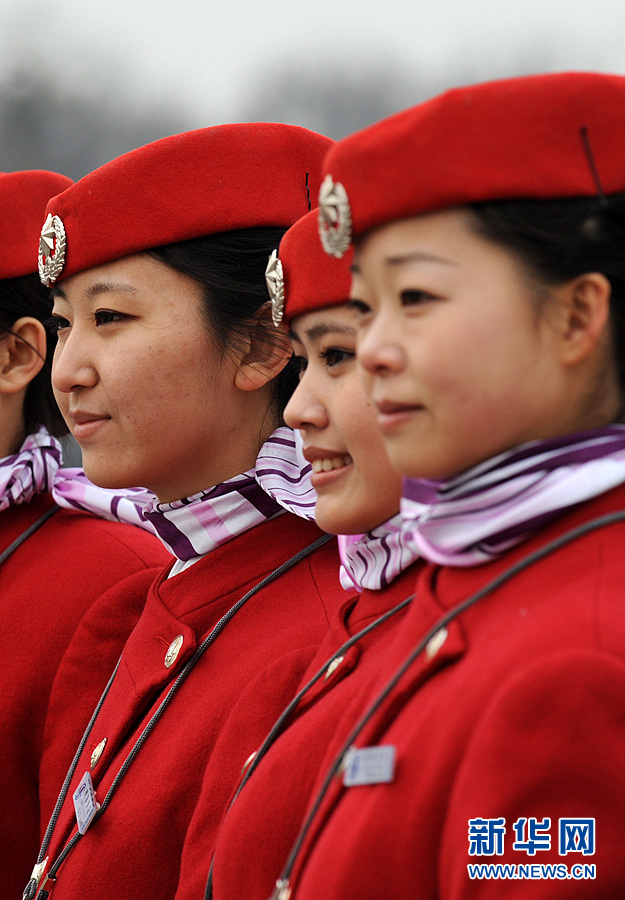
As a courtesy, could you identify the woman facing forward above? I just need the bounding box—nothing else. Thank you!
[0,170,167,896]
[26,125,350,900]
[258,72,625,899]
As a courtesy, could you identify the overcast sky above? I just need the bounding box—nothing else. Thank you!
[2,0,625,126]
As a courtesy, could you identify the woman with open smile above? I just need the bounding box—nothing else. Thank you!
[208,210,421,900]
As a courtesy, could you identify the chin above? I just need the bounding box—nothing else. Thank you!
[314,501,395,536]
[81,456,138,490]
[384,442,445,482]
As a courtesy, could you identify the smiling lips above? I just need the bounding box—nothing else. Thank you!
[69,410,111,440]
[70,410,110,426]
[374,399,423,431]
[375,399,422,415]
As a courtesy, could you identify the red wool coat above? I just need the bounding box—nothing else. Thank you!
[250,484,625,899]
[208,564,417,900]
[0,492,168,899]
[33,513,348,900]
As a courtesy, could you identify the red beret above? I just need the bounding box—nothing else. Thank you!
[318,71,625,256]
[38,123,333,286]
[266,210,353,326]
[0,170,72,279]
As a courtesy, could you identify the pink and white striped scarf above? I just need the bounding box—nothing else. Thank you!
[0,428,154,530]
[143,426,318,561]
[338,514,420,591]
[401,425,625,567]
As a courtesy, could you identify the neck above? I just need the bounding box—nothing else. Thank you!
[0,396,26,458]
[155,409,280,504]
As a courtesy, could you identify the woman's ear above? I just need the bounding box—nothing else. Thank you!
[552,272,611,367]
[0,317,47,394]
[234,303,291,392]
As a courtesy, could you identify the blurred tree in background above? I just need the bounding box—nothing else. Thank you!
[0,65,190,178]
[240,61,431,140]
[0,37,556,182]
[0,55,428,179]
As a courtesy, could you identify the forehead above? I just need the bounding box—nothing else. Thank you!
[353,208,476,270]
[52,253,201,308]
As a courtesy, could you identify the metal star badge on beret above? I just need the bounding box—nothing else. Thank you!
[266,249,285,327]
[318,174,352,258]
[38,213,66,286]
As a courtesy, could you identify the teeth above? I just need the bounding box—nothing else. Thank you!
[311,455,352,474]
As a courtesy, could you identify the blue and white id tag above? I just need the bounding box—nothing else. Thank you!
[73,771,99,834]
[343,745,396,787]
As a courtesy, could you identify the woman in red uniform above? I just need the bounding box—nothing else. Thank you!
[258,72,625,899]
[0,170,168,897]
[185,209,421,900]
[26,125,349,900]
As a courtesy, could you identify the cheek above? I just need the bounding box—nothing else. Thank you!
[409,310,530,400]
[119,332,213,410]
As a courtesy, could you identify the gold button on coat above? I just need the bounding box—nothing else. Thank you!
[425,627,448,660]
[164,634,184,668]
[90,738,107,770]
[324,655,345,680]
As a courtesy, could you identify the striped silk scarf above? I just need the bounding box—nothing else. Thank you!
[338,515,420,591]
[401,425,625,567]
[0,427,154,530]
[143,426,317,562]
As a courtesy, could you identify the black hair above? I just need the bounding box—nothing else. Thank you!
[467,193,625,389]
[147,227,299,422]
[0,272,68,438]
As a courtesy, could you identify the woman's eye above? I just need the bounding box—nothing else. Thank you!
[320,348,355,369]
[348,299,372,317]
[93,310,126,326]
[48,314,71,333]
[292,355,308,378]
[400,289,436,306]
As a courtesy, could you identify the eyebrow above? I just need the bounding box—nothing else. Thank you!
[289,322,357,343]
[385,251,456,266]
[351,251,456,274]
[50,282,139,302]
[86,282,139,299]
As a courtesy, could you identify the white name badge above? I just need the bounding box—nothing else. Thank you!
[343,745,396,787]
[73,771,99,834]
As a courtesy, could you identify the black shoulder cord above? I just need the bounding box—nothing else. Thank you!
[265,509,625,900]
[0,505,61,567]
[24,532,333,900]
[204,593,414,900]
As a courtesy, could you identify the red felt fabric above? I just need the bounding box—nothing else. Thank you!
[279,210,353,324]
[0,170,72,278]
[208,564,416,900]
[0,493,168,898]
[43,124,333,282]
[36,513,350,899]
[261,483,625,899]
[322,72,625,244]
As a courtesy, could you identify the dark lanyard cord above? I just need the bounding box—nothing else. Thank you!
[268,509,625,900]
[0,504,60,567]
[204,593,414,899]
[24,532,332,900]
